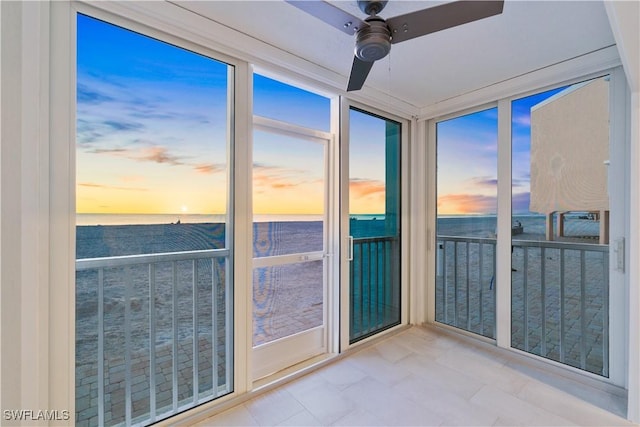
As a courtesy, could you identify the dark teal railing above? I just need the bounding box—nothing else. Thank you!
[350,236,401,342]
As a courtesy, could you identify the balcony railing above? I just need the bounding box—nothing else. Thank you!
[350,236,401,342]
[435,236,497,339]
[436,236,609,377]
[76,249,232,427]
[511,240,609,376]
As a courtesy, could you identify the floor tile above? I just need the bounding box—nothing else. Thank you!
[193,404,258,426]
[345,348,412,386]
[400,353,485,399]
[436,345,530,395]
[290,381,358,425]
[190,326,632,427]
[340,376,444,426]
[516,381,633,426]
[331,409,387,426]
[470,384,577,426]
[275,409,322,426]
[318,358,368,391]
[244,389,305,426]
[392,375,498,426]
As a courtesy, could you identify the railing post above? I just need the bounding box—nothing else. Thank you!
[580,250,587,370]
[124,267,133,426]
[192,259,199,404]
[149,264,157,423]
[560,248,566,364]
[454,241,459,327]
[172,261,178,411]
[442,241,448,324]
[98,269,105,427]
[540,248,547,357]
[523,247,529,352]
[466,241,471,331]
[479,243,484,335]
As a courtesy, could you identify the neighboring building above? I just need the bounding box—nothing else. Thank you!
[530,77,610,243]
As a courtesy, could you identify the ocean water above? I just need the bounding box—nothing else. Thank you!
[76,213,323,226]
[76,213,602,259]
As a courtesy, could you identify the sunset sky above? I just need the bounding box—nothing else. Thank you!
[77,13,563,219]
[77,14,387,218]
[436,88,564,216]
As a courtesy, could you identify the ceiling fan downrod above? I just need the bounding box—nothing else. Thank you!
[358,0,388,16]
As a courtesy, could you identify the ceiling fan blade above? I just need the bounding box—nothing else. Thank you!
[285,1,367,36]
[387,1,504,44]
[347,56,375,91]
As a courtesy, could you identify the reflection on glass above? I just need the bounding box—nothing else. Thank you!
[253,261,324,346]
[251,100,328,348]
[511,77,610,376]
[252,131,325,257]
[435,108,498,338]
[76,14,233,426]
[349,108,401,342]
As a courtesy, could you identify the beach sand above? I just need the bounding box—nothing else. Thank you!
[75,215,608,425]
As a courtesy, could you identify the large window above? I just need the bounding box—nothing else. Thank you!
[511,77,611,376]
[76,15,233,426]
[435,107,498,338]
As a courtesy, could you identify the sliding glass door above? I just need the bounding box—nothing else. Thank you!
[344,106,402,344]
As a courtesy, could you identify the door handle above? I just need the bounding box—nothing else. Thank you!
[347,236,354,261]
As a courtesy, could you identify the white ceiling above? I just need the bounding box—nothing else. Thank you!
[175,1,616,109]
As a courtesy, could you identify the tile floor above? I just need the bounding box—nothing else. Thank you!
[193,326,635,426]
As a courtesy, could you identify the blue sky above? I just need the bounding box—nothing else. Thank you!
[436,87,565,215]
[77,13,390,217]
[77,12,568,219]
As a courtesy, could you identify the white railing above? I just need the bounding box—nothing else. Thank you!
[436,236,609,376]
[511,239,609,376]
[76,249,232,427]
[436,236,497,338]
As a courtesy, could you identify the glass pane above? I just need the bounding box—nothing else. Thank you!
[511,76,610,376]
[349,108,401,342]
[253,74,330,131]
[252,131,325,257]
[253,261,324,346]
[76,14,233,427]
[252,128,326,346]
[435,108,498,338]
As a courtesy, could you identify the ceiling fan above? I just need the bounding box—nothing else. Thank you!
[286,0,504,91]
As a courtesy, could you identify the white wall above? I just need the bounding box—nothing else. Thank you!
[605,1,640,422]
[1,2,74,423]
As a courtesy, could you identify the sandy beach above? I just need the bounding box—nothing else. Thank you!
[75,214,608,426]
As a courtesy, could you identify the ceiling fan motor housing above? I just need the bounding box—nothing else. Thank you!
[355,17,391,62]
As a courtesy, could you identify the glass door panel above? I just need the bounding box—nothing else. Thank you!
[252,126,328,379]
[435,108,498,338]
[348,108,401,343]
[511,77,611,376]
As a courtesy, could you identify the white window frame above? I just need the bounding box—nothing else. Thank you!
[47,0,255,419]
[424,67,629,389]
